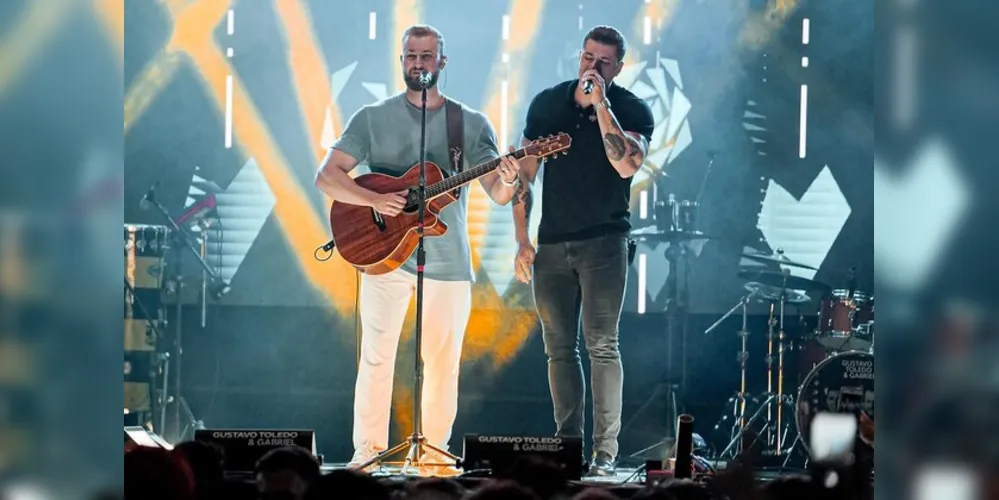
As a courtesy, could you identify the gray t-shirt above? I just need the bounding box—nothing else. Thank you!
[333,93,499,282]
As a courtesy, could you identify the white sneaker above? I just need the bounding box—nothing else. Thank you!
[347,444,383,472]
[417,447,461,477]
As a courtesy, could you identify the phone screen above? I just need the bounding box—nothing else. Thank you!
[914,464,978,500]
[810,412,857,463]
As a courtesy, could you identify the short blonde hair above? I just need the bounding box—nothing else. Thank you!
[401,24,445,56]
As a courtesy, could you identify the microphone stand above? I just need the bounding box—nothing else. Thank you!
[359,82,459,474]
[143,189,227,441]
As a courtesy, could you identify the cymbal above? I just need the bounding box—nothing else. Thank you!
[742,250,817,271]
[744,282,811,304]
[738,269,830,292]
[629,227,720,242]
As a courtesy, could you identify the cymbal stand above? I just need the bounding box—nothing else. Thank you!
[760,282,796,455]
[715,284,797,459]
[706,288,759,459]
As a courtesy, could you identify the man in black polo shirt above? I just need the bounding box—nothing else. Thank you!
[508,25,654,476]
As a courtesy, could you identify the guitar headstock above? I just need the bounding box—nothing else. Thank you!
[525,133,572,160]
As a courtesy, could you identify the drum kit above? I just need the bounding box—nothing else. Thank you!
[708,250,875,466]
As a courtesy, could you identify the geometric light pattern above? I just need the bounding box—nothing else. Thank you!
[758,165,851,281]
[616,58,693,186]
[874,139,969,291]
[187,159,276,284]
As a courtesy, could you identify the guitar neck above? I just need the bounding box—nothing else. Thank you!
[427,148,530,198]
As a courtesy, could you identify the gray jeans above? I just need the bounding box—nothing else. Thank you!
[532,233,628,458]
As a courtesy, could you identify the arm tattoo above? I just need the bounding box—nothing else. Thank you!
[628,136,646,159]
[513,182,533,218]
[512,180,526,206]
[603,133,626,161]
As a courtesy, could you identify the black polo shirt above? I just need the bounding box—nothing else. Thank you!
[523,79,654,244]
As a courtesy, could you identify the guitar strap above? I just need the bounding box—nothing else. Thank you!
[444,97,464,198]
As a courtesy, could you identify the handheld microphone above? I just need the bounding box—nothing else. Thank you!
[582,60,603,95]
[417,70,433,89]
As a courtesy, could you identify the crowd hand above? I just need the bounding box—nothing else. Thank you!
[515,242,535,283]
[859,411,874,448]
[497,145,521,185]
[371,190,408,217]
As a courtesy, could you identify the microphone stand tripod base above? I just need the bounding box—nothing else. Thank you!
[356,434,460,476]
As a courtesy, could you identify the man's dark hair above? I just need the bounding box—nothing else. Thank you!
[173,440,224,485]
[254,445,321,483]
[583,25,627,62]
[306,469,390,500]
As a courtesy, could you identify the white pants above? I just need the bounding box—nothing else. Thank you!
[352,268,472,452]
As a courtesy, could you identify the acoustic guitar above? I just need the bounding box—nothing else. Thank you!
[328,133,571,275]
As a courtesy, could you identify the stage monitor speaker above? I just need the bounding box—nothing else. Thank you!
[125,426,173,452]
[461,435,583,480]
[195,429,316,473]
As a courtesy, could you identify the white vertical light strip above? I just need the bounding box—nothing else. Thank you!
[502,53,510,63]
[578,16,583,30]
[500,79,509,150]
[802,18,810,44]
[639,190,648,219]
[369,12,377,40]
[502,15,510,40]
[801,56,808,67]
[798,85,808,158]
[227,47,234,58]
[225,75,233,148]
[637,254,647,314]
[227,9,234,35]
[892,27,916,131]
[643,16,652,45]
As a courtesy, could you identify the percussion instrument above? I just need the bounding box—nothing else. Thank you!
[655,194,700,234]
[795,350,874,458]
[815,289,873,352]
[124,224,170,419]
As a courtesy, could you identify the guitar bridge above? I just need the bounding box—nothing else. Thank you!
[371,209,387,231]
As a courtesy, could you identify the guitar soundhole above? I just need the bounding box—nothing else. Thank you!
[371,209,387,231]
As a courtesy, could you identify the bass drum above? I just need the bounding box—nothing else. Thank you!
[795,350,874,457]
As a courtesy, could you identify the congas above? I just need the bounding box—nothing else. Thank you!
[124,224,170,416]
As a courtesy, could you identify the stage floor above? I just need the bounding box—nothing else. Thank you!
[320,463,648,484]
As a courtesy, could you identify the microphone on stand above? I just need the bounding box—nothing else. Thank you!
[847,265,858,299]
[417,70,433,89]
[140,182,159,210]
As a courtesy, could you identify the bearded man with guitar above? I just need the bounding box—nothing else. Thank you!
[314,25,525,469]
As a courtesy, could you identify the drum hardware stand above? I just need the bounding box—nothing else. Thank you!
[357,78,460,474]
[706,288,761,459]
[628,238,691,461]
[713,273,800,460]
[759,277,796,456]
[140,184,228,442]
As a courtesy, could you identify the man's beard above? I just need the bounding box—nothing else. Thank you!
[404,70,439,91]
